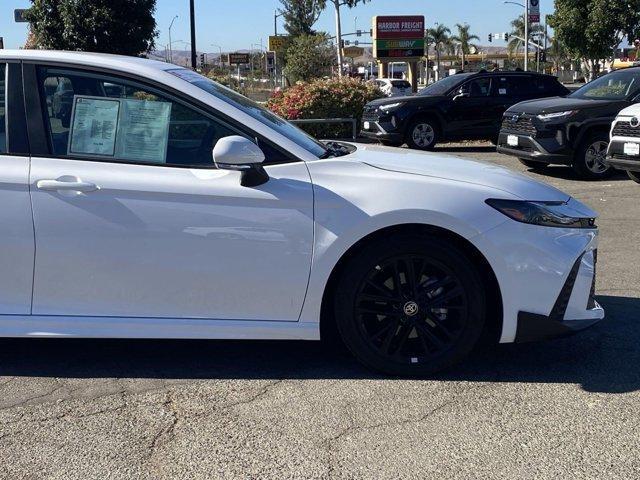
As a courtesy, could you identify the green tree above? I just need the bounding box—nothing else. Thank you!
[451,23,479,70]
[24,0,158,56]
[426,24,451,80]
[318,0,372,77]
[547,36,571,74]
[550,0,640,79]
[283,34,335,83]
[279,0,324,36]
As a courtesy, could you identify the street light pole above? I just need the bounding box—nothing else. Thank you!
[189,0,197,70]
[503,1,528,71]
[211,43,223,72]
[168,15,178,64]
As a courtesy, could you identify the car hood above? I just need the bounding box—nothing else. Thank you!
[345,143,570,202]
[506,96,622,115]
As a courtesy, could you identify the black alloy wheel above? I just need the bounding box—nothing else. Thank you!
[334,235,486,376]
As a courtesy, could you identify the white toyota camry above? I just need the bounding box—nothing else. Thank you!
[0,51,603,375]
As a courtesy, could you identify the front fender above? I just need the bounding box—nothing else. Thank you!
[299,159,510,324]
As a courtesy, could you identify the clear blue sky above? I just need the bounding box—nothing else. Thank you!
[1,0,555,53]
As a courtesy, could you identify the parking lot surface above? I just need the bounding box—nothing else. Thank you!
[1,143,638,480]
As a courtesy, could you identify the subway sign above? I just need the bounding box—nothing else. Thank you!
[372,15,425,60]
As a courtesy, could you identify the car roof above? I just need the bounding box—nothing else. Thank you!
[0,49,174,78]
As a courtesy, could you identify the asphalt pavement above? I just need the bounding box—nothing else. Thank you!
[0,143,638,480]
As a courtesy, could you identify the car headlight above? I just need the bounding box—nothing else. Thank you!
[486,199,596,228]
[379,102,404,112]
[536,110,577,121]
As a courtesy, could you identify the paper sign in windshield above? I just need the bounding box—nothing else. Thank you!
[68,97,120,157]
[68,95,172,164]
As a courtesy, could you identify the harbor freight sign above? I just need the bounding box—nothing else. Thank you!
[372,15,425,59]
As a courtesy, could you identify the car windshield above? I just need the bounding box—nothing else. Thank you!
[419,74,471,96]
[570,69,640,100]
[166,68,328,158]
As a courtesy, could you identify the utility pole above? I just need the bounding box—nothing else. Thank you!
[524,0,529,71]
[189,0,197,70]
[334,0,344,77]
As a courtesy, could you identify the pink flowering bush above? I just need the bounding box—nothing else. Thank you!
[267,77,384,138]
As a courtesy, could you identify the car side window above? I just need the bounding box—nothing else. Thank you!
[460,78,492,97]
[504,75,533,97]
[38,67,241,168]
[0,64,6,154]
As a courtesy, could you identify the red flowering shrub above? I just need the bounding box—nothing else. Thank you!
[266,77,384,138]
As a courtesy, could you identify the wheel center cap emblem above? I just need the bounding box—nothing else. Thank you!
[403,301,419,316]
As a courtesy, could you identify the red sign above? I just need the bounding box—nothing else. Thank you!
[374,16,425,40]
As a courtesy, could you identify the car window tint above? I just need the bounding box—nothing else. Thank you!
[0,64,6,154]
[38,67,240,168]
[463,78,492,97]
[500,75,532,96]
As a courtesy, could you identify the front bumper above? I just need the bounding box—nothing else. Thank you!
[496,131,572,165]
[360,118,403,143]
[514,251,602,342]
[606,139,640,172]
[472,206,604,343]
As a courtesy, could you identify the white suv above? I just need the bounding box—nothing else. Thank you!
[374,78,412,97]
[606,104,640,183]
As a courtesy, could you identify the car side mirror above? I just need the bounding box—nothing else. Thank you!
[212,135,269,187]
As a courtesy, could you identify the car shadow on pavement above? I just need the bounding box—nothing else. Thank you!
[0,295,637,394]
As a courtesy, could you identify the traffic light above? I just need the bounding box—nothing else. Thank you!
[504,33,510,41]
[488,33,493,43]
[200,53,206,66]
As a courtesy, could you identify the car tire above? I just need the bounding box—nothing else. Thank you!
[572,132,614,179]
[406,118,438,150]
[333,234,486,376]
[519,158,548,171]
[627,170,640,184]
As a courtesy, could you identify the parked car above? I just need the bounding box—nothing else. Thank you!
[361,71,569,149]
[374,78,412,97]
[0,50,603,376]
[497,67,640,179]
[605,103,640,183]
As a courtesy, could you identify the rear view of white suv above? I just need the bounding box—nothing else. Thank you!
[374,78,412,97]
[606,104,640,183]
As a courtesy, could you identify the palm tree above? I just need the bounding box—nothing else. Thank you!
[548,36,570,74]
[451,23,479,71]
[507,15,545,65]
[426,24,451,80]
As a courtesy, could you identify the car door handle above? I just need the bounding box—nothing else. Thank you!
[36,179,99,193]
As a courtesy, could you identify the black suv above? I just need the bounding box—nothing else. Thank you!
[497,67,640,179]
[361,71,569,150]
